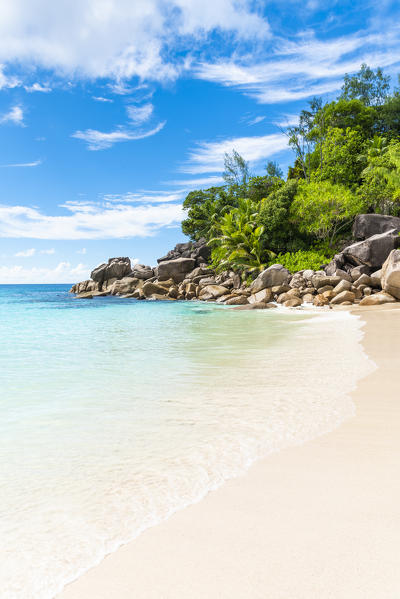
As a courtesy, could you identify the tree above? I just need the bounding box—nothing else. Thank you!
[181,187,237,241]
[223,150,249,187]
[312,126,366,187]
[258,180,306,253]
[360,140,400,214]
[291,181,366,247]
[265,160,283,179]
[340,63,390,106]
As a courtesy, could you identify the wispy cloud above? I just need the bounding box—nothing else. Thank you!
[102,190,184,203]
[40,248,55,254]
[194,28,400,103]
[0,65,21,90]
[0,201,183,240]
[15,248,36,257]
[0,105,25,126]
[247,115,266,126]
[167,176,224,187]
[126,103,154,125]
[24,82,51,93]
[72,121,166,150]
[77,247,87,254]
[181,133,288,174]
[92,96,114,103]
[0,160,42,168]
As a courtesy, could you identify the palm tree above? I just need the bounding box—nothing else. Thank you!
[210,198,275,273]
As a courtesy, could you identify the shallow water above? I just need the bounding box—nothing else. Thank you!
[0,285,372,598]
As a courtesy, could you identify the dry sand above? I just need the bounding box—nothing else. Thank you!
[60,305,400,599]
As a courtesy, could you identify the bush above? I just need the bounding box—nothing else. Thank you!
[270,249,332,273]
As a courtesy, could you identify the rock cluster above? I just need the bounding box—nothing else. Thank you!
[70,215,400,308]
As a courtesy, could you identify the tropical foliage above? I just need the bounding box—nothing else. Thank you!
[180,64,400,275]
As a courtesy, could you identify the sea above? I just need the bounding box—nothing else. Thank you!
[0,284,373,598]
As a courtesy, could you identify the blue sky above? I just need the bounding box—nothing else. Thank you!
[1,0,400,283]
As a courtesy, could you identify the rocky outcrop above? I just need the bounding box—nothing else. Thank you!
[352,214,400,240]
[70,213,400,309]
[381,249,400,299]
[157,238,210,266]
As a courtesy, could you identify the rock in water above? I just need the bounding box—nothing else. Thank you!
[381,249,400,299]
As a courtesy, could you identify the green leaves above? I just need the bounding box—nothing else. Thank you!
[291,180,366,247]
[210,198,273,273]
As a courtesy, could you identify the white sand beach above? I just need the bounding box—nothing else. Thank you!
[60,305,400,599]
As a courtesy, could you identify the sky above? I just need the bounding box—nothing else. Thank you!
[1,0,400,283]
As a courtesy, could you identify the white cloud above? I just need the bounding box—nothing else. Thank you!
[24,82,51,92]
[182,133,288,174]
[0,262,89,284]
[0,105,24,126]
[0,1,269,84]
[40,248,55,254]
[15,247,36,257]
[127,103,154,125]
[77,247,87,254]
[0,201,184,240]
[72,121,166,150]
[92,96,113,103]
[0,159,42,168]
[194,29,400,103]
[72,103,162,150]
[274,114,299,128]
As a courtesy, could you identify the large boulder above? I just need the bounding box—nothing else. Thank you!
[352,214,400,240]
[142,281,169,298]
[381,249,400,299]
[342,229,400,269]
[251,264,290,293]
[110,277,139,296]
[91,257,131,285]
[359,292,397,306]
[198,285,229,300]
[157,257,196,283]
[130,264,154,280]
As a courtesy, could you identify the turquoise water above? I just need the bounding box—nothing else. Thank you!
[0,285,372,598]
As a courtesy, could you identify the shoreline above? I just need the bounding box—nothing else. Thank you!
[60,304,400,599]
